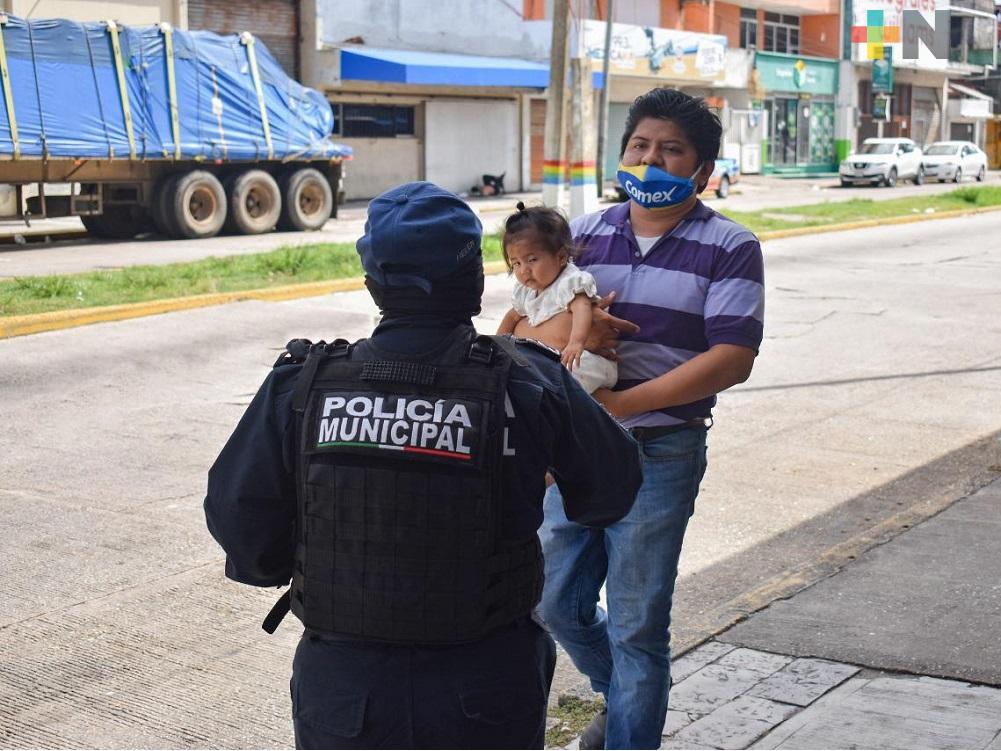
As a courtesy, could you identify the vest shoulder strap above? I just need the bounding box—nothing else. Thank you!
[290,338,355,413]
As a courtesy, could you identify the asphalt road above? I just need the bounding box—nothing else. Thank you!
[1,171,998,278]
[2,212,1000,747]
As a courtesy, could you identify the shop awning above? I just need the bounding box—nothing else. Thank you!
[948,82,992,101]
[340,46,606,89]
[341,46,551,88]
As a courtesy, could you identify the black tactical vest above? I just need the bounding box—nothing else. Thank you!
[267,330,543,644]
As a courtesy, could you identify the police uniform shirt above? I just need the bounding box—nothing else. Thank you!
[204,322,641,588]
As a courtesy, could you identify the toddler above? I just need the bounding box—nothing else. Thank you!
[497,202,617,394]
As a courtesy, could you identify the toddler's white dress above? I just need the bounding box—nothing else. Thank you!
[511,263,618,393]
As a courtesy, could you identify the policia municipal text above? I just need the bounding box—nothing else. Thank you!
[204,182,643,749]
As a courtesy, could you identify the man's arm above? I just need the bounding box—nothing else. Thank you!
[547,366,642,527]
[204,367,299,587]
[595,344,755,418]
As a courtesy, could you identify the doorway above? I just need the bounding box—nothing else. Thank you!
[767,97,802,165]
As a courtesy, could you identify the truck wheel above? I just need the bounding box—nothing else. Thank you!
[152,174,180,237]
[278,168,332,231]
[225,170,281,235]
[81,206,148,239]
[169,170,227,239]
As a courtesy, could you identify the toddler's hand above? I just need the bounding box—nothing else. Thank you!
[561,343,584,371]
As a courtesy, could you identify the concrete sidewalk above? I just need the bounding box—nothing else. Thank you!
[571,474,1001,749]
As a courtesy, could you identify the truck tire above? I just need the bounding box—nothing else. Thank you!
[152,174,181,237]
[224,169,281,235]
[169,170,227,239]
[81,206,148,239]
[278,167,332,231]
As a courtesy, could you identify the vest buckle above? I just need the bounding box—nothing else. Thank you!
[468,335,494,365]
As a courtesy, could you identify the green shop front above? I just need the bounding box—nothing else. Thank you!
[755,52,839,175]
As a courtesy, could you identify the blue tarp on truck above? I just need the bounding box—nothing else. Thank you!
[0,15,350,162]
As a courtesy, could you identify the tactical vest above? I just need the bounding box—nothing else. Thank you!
[263,330,543,644]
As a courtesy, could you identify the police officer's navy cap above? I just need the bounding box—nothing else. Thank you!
[357,181,483,293]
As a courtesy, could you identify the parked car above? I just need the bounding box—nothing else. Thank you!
[839,137,924,188]
[707,157,740,198]
[921,141,988,183]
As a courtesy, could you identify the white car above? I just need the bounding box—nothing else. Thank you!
[839,137,924,188]
[921,141,988,183]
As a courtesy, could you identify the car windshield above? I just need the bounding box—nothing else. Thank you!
[925,144,961,155]
[860,142,897,155]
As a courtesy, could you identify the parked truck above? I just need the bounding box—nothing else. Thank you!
[0,14,351,239]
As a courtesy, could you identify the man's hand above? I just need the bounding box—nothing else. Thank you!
[584,292,640,360]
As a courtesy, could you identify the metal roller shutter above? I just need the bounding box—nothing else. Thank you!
[188,0,299,79]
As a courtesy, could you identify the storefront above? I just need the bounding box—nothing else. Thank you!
[331,47,551,199]
[755,52,839,175]
[577,20,734,182]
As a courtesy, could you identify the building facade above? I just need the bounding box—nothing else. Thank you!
[844,0,996,152]
[11,0,996,197]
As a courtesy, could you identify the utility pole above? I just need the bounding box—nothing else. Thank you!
[543,0,570,209]
[569,54,598,218]
[595,0,614,199]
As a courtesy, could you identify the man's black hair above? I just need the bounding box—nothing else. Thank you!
[619,88,722,165]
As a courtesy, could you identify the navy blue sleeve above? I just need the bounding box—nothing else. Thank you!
[204,365,300,587]
[548,366,642,527]
[516,348,641,528]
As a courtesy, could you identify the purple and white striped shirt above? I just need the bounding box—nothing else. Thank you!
[572,200,764,428]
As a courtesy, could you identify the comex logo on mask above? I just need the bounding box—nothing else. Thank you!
[617,163,703,210]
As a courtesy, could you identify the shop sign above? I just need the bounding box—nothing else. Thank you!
[580,20,727,84]
[873,94,892,121]
[872,47,894,92]
[754,52,838,95]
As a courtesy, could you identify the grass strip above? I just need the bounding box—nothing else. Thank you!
[0,236,504,317]
[726,184,1001,233]
[2,186,1000,318]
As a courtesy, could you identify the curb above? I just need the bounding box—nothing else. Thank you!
[672,431,1001,658]
[754,202,1001,241]
[3,205,1000,340]
[0,229,90,246]
[0,261,511,339]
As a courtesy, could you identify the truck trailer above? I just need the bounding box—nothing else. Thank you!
[0,13,351,239]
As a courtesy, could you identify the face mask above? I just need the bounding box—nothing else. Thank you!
[616,162,703,210]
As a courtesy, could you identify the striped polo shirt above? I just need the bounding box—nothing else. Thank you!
[572,199,764,428]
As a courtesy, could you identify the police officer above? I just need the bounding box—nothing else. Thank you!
[204,181,642,750]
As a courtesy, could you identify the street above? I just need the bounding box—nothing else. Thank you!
[1,172,999,278]
[2,211,1001,747]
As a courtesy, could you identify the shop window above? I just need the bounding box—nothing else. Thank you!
[740,8,758,50]
[764,12,800,55]
[334,104,416,138]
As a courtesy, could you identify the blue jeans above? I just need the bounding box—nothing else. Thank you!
[539,427,708,750]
